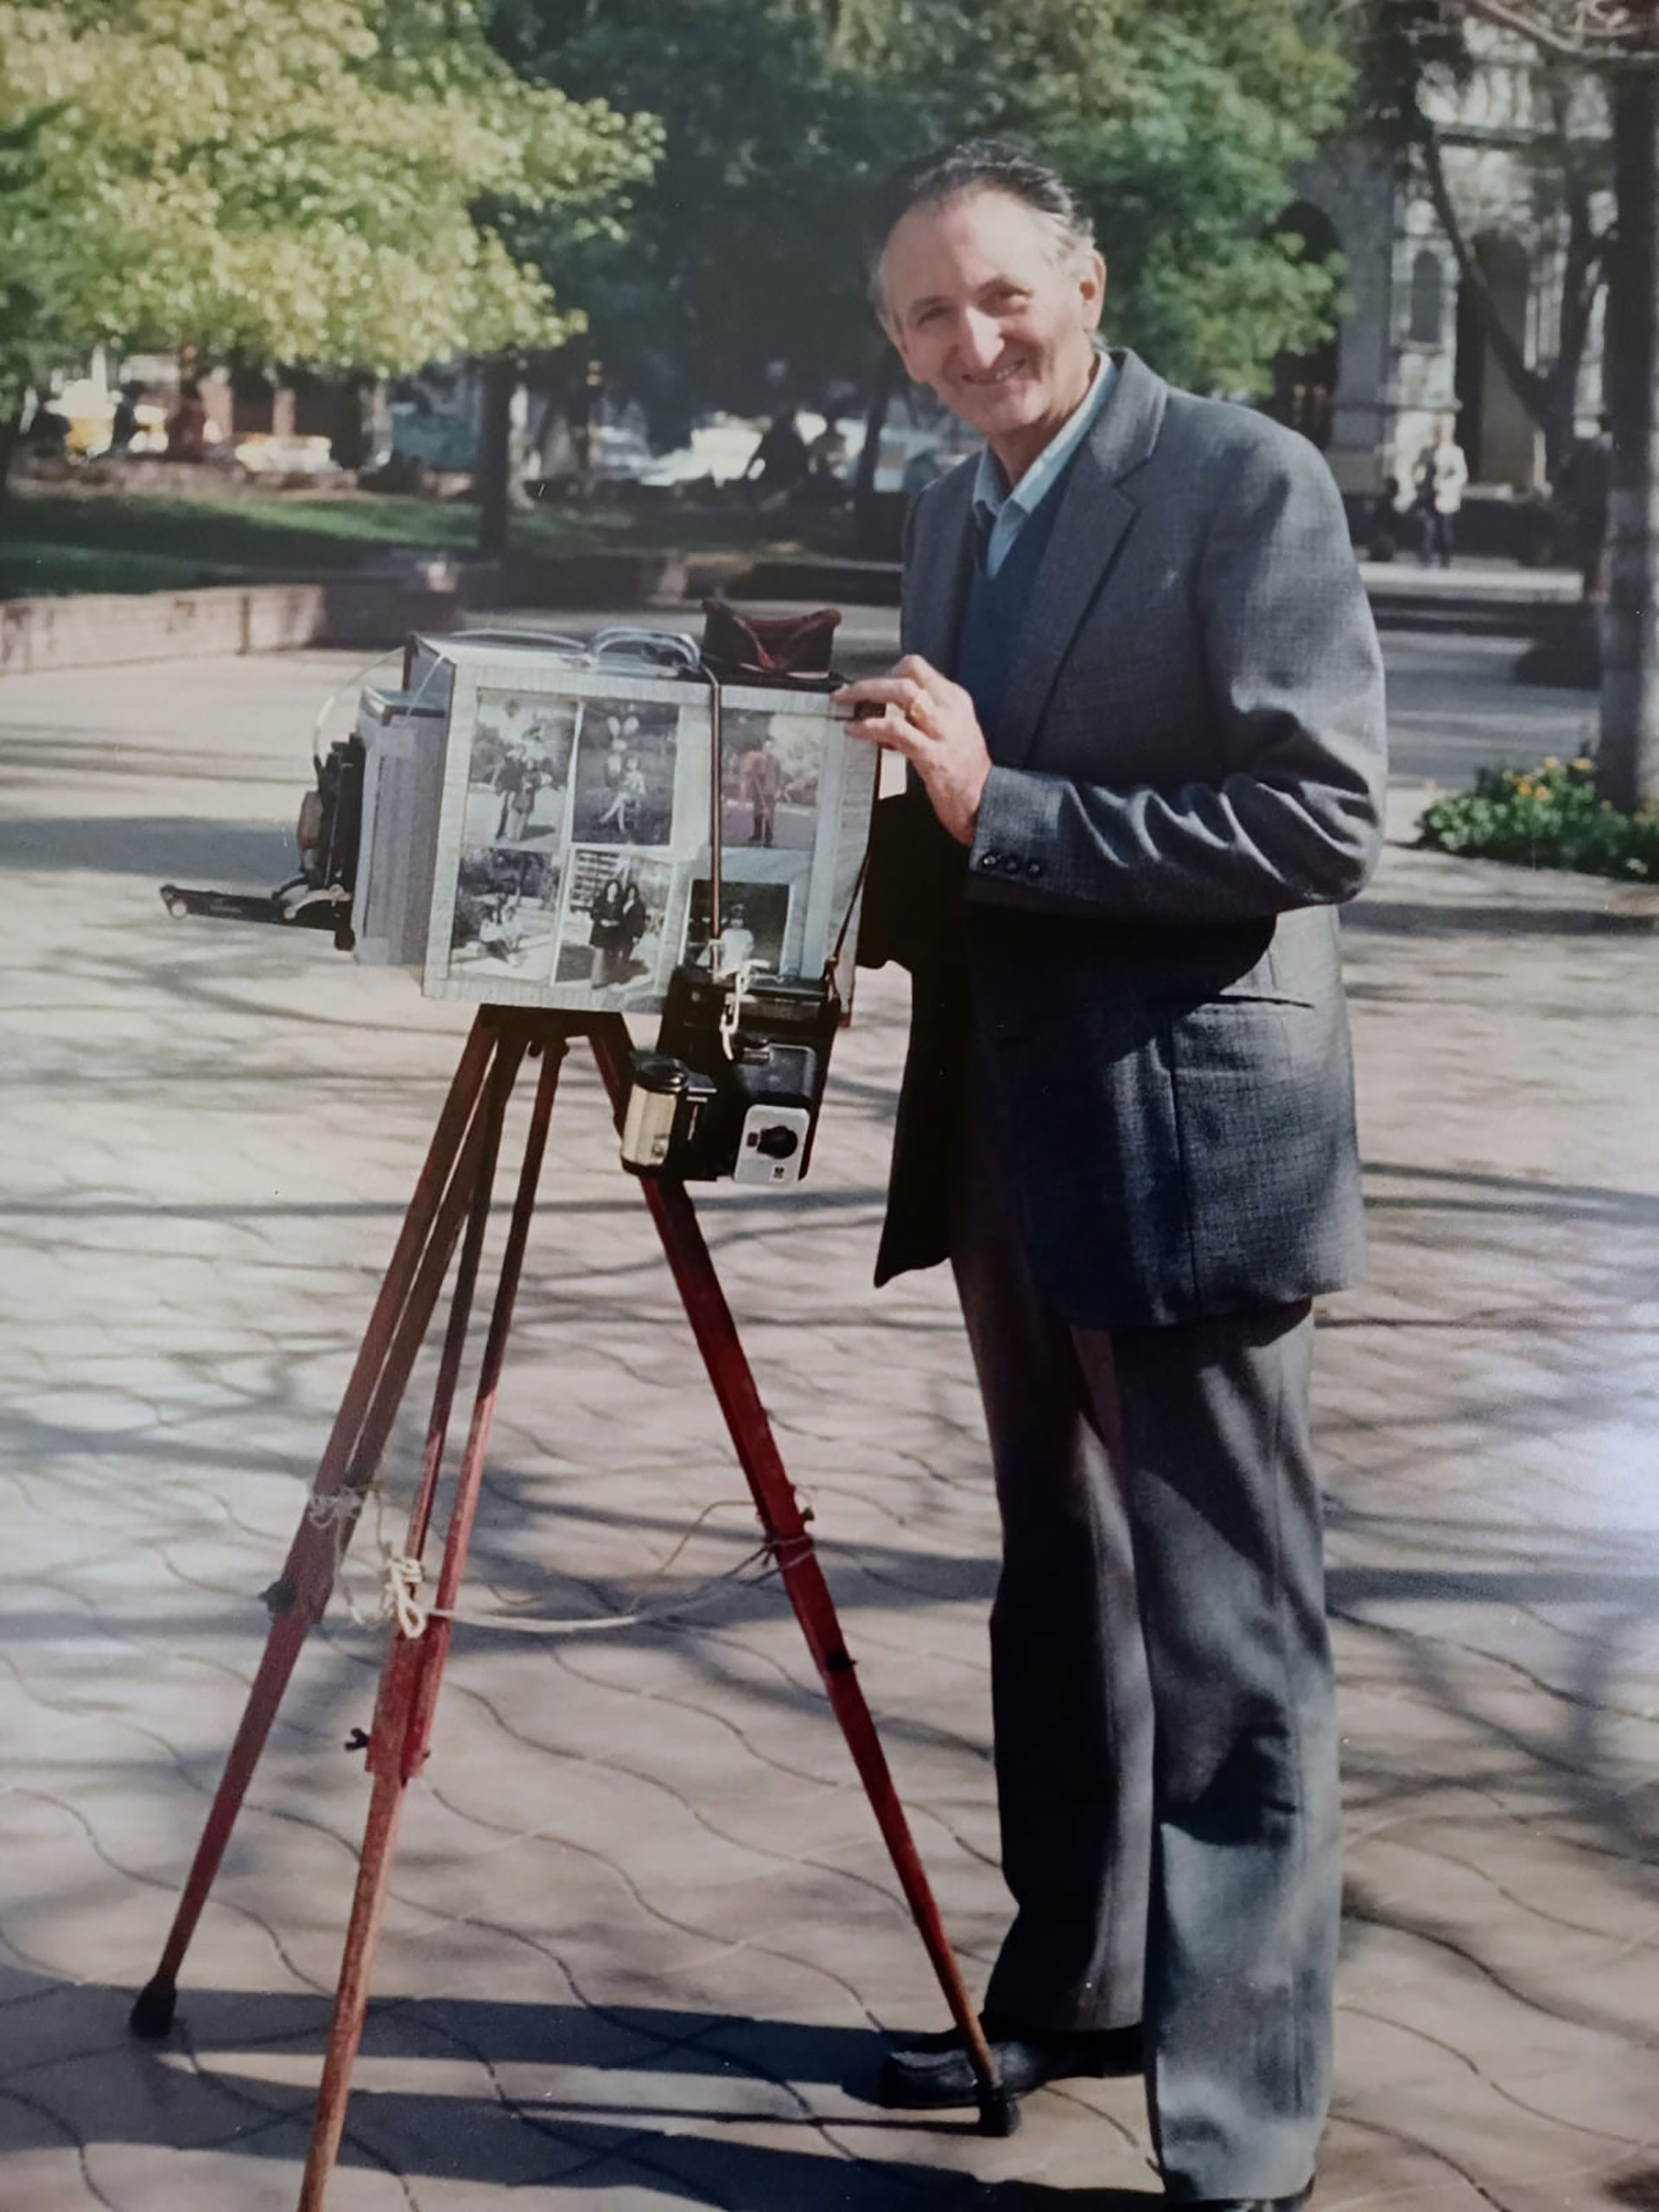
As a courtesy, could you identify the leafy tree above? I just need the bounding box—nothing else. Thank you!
[489,0,904,449]
[0,0,657,499]
[493,0,1351,462]
[840,0,1354,397]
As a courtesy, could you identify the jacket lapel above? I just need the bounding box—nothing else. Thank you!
[900,459,976,667]
[995,349,1168,769]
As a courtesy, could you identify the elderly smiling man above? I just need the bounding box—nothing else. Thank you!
[837,143,1388,2210]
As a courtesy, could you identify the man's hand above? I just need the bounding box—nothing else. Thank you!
[835,655,991,848]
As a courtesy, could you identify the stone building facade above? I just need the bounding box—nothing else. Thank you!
[1275,29,1610,516]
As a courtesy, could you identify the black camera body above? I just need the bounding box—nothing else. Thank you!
[296,735,366,906]
[620,963,841,1186]
[160,734,365,947]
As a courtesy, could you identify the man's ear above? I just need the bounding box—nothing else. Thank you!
[1082,252,1108,332]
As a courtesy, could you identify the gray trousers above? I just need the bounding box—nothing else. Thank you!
[950,1128,1340,2201]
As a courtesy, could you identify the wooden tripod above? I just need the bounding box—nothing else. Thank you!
[128,1005,1012,2209]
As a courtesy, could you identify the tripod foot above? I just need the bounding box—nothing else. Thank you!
[976,2083,1020,2137]
[129,1975,178,2039]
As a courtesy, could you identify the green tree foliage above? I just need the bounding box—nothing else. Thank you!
[0,0,657,423]
[497,0,1351,436]
[491,0,904,446]
[836,0,1354,396]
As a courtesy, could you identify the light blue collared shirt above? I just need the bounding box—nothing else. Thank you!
[971,348,1117,579]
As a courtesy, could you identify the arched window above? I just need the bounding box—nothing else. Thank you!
[1408,249,1444,345]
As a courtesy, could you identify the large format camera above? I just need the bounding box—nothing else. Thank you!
[159,605,867,1191]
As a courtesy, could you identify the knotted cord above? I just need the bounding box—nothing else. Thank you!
[306,1483,815,1642]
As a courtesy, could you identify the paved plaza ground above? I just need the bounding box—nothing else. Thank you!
[1,616,1656,2211]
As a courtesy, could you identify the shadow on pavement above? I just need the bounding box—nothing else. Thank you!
[0,814,291,882]
[0,1972,1161,2205]
[1348,896,1656,938]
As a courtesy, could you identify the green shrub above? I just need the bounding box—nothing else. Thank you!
[1418,755,1659,882]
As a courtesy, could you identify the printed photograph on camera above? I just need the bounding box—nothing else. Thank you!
[553,846,675,1001]
[569,699,678,849]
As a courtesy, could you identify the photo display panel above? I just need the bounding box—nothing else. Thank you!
[418,649,875,1015]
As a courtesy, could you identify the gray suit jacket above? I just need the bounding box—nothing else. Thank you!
[861,349,1389,1326]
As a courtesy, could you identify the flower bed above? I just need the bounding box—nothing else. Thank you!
[1418,756,1659,883]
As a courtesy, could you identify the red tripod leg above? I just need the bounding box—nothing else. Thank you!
[130,1016,500,2040]
[588,1019,1014,2136]
[299,1032,566,2210]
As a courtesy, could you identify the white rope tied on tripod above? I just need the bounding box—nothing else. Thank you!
[305,1483,817,1642]
[304,1482,390,1632]
[384,1553,428,1638]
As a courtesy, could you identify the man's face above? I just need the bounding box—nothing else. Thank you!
[880,188,1105,468]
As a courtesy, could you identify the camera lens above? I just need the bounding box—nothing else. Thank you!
[751,1123,800,1160]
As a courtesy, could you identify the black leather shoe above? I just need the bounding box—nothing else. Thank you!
[878,2015,1143,2108]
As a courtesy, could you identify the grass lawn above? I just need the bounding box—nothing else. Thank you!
[0,483,815,599]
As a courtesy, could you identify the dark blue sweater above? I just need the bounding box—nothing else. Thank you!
[950,458,1077,750]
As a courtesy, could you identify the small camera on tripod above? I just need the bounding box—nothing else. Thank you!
[620,963,842,1187]
[616,601,853,1189]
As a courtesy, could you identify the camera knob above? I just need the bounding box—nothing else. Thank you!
[753,1123,800,1160]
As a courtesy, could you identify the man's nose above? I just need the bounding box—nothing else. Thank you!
[957,310,1002,369]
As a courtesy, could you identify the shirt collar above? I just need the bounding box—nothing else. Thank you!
[972,347,1116,532]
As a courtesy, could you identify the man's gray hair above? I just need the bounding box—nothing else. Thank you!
[864,140,1096,321]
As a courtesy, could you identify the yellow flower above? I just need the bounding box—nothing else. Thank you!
[1572,756,1593,772]
[1542,755,1561,771]
[1515,779,1535,798]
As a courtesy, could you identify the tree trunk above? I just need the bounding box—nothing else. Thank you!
[1416,120,1546,430]
[474,353,516,559]
[1598,73,1659,812]
[0,398,22,518]
[853,346,902,559]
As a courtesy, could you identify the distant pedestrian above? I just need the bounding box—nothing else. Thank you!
[1366,474,1403,563]
[1560,416,1611,603]
[743,413,810,509]
[24,402,69,460]
[1414,416,1468,568]
[165,379,208,463]
[109,382,143,455]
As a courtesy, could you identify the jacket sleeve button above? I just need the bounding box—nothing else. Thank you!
[978,851,1000,870]
[1001,854,1021,874]
[1026,859,1044,878]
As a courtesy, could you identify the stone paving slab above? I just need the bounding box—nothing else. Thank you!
[1,632,1656,2210]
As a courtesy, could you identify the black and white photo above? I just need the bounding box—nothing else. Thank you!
[448,847,562,980]
[569,698,678,848]
[461,690,577,851]
[553,847,675,1001]
[720,706,823,853]
[683,878,792,976]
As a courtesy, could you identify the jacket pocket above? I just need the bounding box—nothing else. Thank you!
[1164,997,1363,1308]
